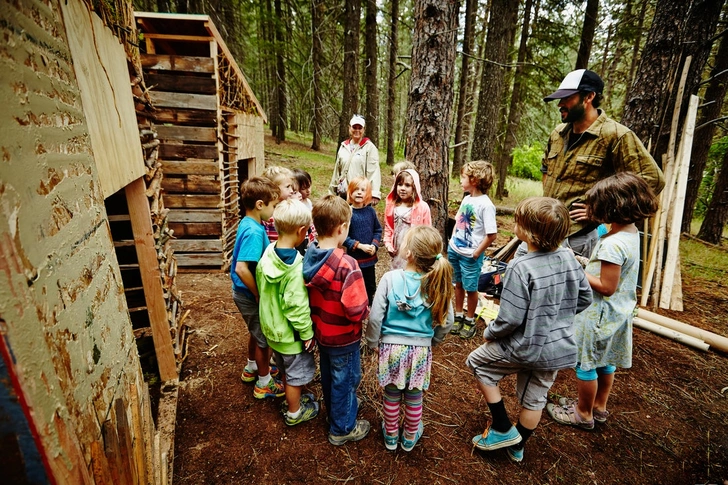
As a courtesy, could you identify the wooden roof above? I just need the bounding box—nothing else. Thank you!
[135,12,266,123]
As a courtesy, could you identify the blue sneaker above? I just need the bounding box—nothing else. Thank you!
[471,425,521,451]
[381,421,399,451]
[507,445,524,462]
[400,421,424,452]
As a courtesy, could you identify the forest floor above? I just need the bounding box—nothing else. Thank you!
[171,139,728,485]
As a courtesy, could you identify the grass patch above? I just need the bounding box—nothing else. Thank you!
[679,237,728,282]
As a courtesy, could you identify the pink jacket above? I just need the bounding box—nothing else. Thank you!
[383,168,432,254]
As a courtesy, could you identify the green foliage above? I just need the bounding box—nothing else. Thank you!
[680,237,728,282]
[509,142,544,181]
[694,136,728,218]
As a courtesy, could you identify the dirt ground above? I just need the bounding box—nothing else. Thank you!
[171,222,728,485]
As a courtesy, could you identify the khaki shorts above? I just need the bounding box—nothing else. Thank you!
[273,350,316,387]
[466,341,558,411]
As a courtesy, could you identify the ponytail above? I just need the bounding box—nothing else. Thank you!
[421,255,454,327]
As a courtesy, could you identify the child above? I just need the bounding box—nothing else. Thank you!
[292,168,313,210]
[262,166,295,242]
[447,161,498,339]
[547,172,658,430]
[383,168,431,270]
[466,197,592,463]
[256,199,320,426]
[231,177,284,399]
[391,160,415,176]
[344,177,382,304]
[365,225,454,452]
[303,195,371,445]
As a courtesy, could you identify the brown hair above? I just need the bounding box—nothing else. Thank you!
[514,197,571,252]
[347,176,372,205]
[401,226,454,327]
[240,177,280,211]
[461,160,494,194]
[312,194,352,237]
[585,172,659,224]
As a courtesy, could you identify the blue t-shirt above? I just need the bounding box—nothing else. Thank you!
[231,216,270,297]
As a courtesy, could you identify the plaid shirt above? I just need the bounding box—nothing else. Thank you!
[541,110,665,236]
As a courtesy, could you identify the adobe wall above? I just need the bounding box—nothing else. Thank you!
[0,0,152,482]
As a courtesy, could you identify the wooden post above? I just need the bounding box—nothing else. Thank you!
[125,177,177,381]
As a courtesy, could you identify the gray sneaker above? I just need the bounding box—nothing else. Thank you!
[450,315,465,335]
[328,419,371,446]
[285,399,320,426]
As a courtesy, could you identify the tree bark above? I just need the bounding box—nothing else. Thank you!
[386,0,400,166]
[471,0,519,165]
[364,0,379,146]
[405,0,459,240]
[698,146,728,245]
[496,0,533,199]
[452,0,477,176]
[340,0,361,143]
[575,0,599,70]
[274,0,287,142]
[311,0,324,150]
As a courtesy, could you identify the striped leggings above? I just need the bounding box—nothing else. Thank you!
[383,384,423,435]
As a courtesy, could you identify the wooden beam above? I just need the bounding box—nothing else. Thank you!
[143,33,213,42]
[173,253,224,267]
[160,160,218,176]
[170,239,223,252]
[141,54,215,73]
[149,91,217,111]
[114,398,138,485]
[125,178,177,381]
[164,194,220,209]
[151,107,216,125]
[166,210,221,223]
[168,222,222,237]
[161,177,220,194]
[155,125,217,143]
[159,142,218,160]
[145,72,217,95]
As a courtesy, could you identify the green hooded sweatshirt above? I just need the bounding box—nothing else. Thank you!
[256,243,314,355]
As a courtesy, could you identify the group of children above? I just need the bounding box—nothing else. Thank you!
[231,159,660,459]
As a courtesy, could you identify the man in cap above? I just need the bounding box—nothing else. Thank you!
[540,69,665,258]
[330,114,382,205]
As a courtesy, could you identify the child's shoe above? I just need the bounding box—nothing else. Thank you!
[471,425,521,451]
[506,445,524,462]
[459,318,478,339]
[400,421,424,452]
[328,419,371,446]
[280,393,315,415]
[241,365,279,383]
[557,397,609,423]
[546,402,595,430]
[381,422,399,451]
[285,400,320,426]
[450,315,465,335]
[253,377,285,399]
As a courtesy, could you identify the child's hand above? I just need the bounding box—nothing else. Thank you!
[569,202,589,222]
[304,339,316,353]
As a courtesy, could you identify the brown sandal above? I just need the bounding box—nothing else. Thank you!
[546,402,594,430]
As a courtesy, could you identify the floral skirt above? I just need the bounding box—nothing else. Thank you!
[377,343,432,390]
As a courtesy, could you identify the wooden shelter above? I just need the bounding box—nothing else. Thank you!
[135,12,267,271]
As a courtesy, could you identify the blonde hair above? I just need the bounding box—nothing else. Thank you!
[263,165,293,187]
[392,160,415,176]
[273,199,312,235]
[461,160,494,194]
[347,176,372,205]
[514,197,570,252]
[312,194,352,237]
[401,226,454,327]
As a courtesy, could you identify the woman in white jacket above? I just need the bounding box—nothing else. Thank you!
[329,114,382,205]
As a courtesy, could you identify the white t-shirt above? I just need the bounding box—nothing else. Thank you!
[448,194,497,257]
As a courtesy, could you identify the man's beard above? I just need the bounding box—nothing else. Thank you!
[561,101,585,123]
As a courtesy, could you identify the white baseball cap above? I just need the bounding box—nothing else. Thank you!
[543,69,604,102]
[349,114,366,127]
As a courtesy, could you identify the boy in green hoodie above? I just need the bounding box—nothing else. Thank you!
[256,199,319,426]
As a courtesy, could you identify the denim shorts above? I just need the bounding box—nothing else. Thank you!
[466,341,558,411]
[273,350,316,387]
[448,247,485,292]
[232,290,268,349]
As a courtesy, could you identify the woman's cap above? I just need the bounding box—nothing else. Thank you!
[349,114,366,127]
[543,69,604,102]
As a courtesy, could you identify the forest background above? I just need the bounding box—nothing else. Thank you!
[132,0,728,244]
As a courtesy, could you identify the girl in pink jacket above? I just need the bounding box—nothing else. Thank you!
[383,168,432,269]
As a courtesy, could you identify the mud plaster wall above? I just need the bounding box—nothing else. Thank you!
[1,0,147,481]
[234,112,265,177]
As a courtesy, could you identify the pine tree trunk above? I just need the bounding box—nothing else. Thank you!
[496,0,533,199]
[386,0,400,166]
[575,0,599,70]
[471,0,519,164]
[311,0,324,150]
[698,148,728,245]
[274,0,287,143]
[364,0,379,146]
[340,0,361,143]
[452,0,477,177]
[405,0,458,239]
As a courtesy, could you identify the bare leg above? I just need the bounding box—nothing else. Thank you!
[247,335,256,362]
[454,283,465,314]
[466,291,479,319]
[576,378,597,421]
[594,373,614,414]
[286,384,302,414]
[254,344,270,377]
[476,379,502,404]
[518,408,542,430]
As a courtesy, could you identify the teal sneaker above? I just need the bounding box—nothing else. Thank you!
[381,421,399,451]
[507,445,524,462]
[400,421,424,452]
[285,400,320,426]
[472,425,521,451]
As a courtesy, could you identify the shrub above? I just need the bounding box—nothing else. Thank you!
[510,142,544,181]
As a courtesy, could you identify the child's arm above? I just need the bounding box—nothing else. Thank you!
[483,270,527,340]
[432,303,454,345]
[473,232,497,259]
[342,269,370,324]
[587,261,620,296]
[365,274,391,349]
[383,208,394,254]
[235,261,259,300]
[372,208,383,247]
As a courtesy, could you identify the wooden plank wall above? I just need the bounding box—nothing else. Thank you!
[141,51,226,270]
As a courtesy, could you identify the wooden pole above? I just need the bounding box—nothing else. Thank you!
[637,308,728,352]
[633,317,708,351]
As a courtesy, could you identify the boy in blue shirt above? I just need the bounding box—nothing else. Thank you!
[231,177,284,399]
